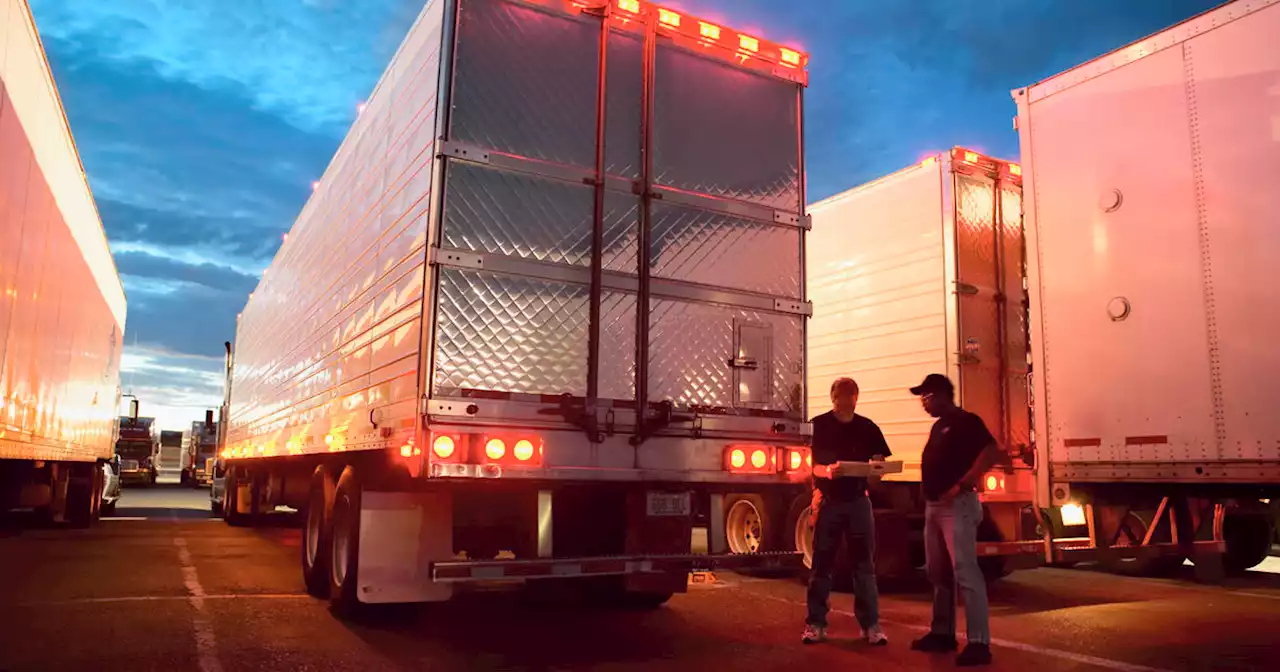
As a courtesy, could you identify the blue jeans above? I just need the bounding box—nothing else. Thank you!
[925,491,990,644]
[806,496,879,629]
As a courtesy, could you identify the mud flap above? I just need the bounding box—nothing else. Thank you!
[357,490,454,604]
[625,490,692,595]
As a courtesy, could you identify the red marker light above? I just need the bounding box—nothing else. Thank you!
[739,35,759,53]
[921,156,938,167]
[513,439,534,461]
[750,449,767,469]
[699,22,721,41]
[730,448,746,469]
[789,451,802,470]
[964,151,980,163]
[1009,163,1022,176]
[779,48,801,67]
[485,438,506,460]
[658,8,680,27]
[616,0,639,13]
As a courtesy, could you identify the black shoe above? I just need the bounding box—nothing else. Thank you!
[957,643,993,666]
[910,633,959,653]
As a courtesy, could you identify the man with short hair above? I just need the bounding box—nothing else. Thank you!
[802,377,890,646]
[908,373,1000,667]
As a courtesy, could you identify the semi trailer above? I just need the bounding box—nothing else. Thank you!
[1012,0,1280,574]
[219,0,813,616]
[0,0,128,526]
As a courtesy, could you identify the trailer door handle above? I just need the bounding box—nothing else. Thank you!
[729,358,759,370]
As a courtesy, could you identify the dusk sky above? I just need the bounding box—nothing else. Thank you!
[29,0,1218,430]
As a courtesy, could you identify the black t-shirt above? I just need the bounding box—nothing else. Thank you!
[921,409,995,501]
[810,411,891,502]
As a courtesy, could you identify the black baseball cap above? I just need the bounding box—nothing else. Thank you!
[910,373,954,397]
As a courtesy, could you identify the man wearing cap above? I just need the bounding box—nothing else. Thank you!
[801,377,890,647]
[907,373,999,667]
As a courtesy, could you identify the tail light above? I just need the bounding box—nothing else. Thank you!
[485,438,506,460]
[427,432,543,469]
[481,435,542,466]
[724,445,776,474]
[784,447,810,472]
[984,473,1006,493]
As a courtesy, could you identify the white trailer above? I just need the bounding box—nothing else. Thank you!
[807,148,1038,578]
[0,0,127,526]
[1013,0,1280,573]
[220,0,812,616]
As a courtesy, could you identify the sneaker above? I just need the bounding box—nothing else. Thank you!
[910,632,959,653]
[801,624,827,644]
[957,643,993,666]
[862,624,889,646]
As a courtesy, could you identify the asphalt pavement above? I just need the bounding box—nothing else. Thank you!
[1,485,1278,672]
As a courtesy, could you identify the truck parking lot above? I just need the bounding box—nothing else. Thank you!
[2,487,1277,672]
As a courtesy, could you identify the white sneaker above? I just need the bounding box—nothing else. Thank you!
[802,624,827,644]
[862,623,889,646]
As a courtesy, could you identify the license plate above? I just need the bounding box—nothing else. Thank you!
[122,460,138,470]
[646,492,691,517]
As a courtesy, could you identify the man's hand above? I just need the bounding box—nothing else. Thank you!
[809,488,823,525]
[939,483,962,502]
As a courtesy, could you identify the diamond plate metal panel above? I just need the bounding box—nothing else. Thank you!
[599,291,636,400]
[954,174,1004,443]
[650,202,801,298]
[451,0,599,168]
[433,268,588,396]
[652,46,800,212]
[441,163,637,271]
[648,299,802,416]
[1001,185,1031,451]
[605,30,642,179]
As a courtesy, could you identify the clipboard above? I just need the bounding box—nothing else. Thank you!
[833,460,904,476]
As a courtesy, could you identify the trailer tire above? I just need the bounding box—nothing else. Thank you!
[302,467,334,599]
[1223,513,1273,574]
[66,463,97,529]
[329,466,365,619]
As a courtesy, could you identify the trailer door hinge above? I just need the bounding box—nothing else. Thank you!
[954,282,979,296]
[439,140,491,164]
[773,299,813,316]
